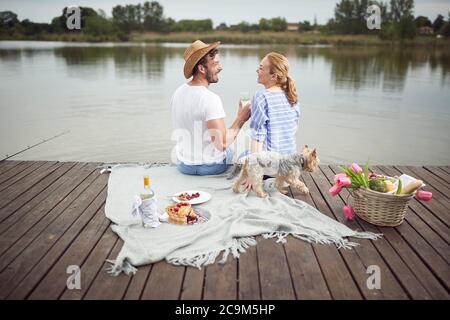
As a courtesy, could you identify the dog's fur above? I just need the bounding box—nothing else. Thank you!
[232,145,320,198]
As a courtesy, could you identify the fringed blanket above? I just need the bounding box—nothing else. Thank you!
[102,164,381,275]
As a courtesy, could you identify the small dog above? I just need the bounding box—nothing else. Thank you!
[231,145,320,198]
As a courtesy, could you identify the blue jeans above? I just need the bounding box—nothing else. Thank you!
[177,147,234,176]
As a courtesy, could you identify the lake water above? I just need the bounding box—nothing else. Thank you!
[1,41,449,165]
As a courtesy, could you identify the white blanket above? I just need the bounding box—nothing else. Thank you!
[103,164,381,275]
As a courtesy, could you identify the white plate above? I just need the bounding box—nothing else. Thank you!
[172,190,211,205]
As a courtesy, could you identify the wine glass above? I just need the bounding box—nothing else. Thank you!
[240,91,250,106]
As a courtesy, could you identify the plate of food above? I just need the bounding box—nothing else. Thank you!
[172,190,211,205]
[165,202,210,225]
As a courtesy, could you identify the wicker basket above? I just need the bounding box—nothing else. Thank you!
[350,187,415,227]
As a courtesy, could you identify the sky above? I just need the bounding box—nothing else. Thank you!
[0,0,449,26]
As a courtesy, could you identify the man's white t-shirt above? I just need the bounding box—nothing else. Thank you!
[171,83,226,165]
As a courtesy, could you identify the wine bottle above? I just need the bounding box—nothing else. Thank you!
[139,175,159,228]
[140,175,155,200]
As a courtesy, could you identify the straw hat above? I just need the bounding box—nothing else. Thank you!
[183,40,220,79]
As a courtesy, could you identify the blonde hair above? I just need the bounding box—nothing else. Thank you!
[265,52,298,106]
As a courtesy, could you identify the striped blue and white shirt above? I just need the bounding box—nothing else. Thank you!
[250,90,300,154]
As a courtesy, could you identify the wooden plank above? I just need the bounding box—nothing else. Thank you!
[424,166,450,185]
[327,165,449,267]
[306,169,383,299]
[83,239,132,300]
[0,161,444,300]
[10,200,109,300]
[379,165,450,228]
[329,165,443,299]
[331,165,449,299]
[376,166,450,243]
[441,166,450,174]
[0,161,54,192]
[59,227,118,300]
[0,171,106,277]
[0,161,80,225]
[140,262,185,299]
[406,166,450,198]
[395,205,450,264]
[0,161,60,208]
[284,234,332,300]
[0,162,94,234]
[398,166,450,204]
[308,166,408,299]
[0,160,23,176]
[0,161,36,185]
[395,221,450,290]
[0,160,19,170]
[0,164,101,260]
[0,161,50,191]
[381,226,448,299]
[283,186,331,300]
[123,265,152,300]
[203,255,238,300]
[238,243,261,300]
[255,182,297,300]
[371,170,450,289]
[294,172,362,299]
[0,175,108,299]
[257,236,296,300]
[402,203,450,249]
[180,266,205,300]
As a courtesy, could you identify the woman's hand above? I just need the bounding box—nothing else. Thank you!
[237,100,251,124]
[241,178,253,191]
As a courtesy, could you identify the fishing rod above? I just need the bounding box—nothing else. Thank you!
[0,130,71,162]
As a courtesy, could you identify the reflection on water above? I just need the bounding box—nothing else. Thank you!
[54,45,177,79]
[323,47,450,91]
[0,41,449,165]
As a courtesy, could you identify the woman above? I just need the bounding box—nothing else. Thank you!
[241,52,300,190]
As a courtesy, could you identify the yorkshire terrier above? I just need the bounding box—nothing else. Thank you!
[231,145,320,198]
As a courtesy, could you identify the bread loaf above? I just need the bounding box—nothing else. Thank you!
[401,179,423,194]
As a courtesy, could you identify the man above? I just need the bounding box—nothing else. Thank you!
[171,40,251,175]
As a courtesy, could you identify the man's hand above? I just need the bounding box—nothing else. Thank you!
[206,101,251,152]
[236,100,251,125]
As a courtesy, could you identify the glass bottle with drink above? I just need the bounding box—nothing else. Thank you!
[138,175,160,228]
[141,175,154,200]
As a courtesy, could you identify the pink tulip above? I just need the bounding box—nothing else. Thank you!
[368,172,378,179]
[329,184,342,197]
[334,173,348,184]
[336,176,352,187]
[343,205,355,220]
[415,190,432,201]
[350,163,363,173]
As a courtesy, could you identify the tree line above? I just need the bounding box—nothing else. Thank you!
[0,1,292,40]
[327,0,450,39]
[0,0,449,40]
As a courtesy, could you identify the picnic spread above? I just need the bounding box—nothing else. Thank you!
[101,163,383,276]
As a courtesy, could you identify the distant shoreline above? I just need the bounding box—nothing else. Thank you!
[1,31,449,48]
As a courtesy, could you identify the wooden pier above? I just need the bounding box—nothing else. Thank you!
[0,160,448,300]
